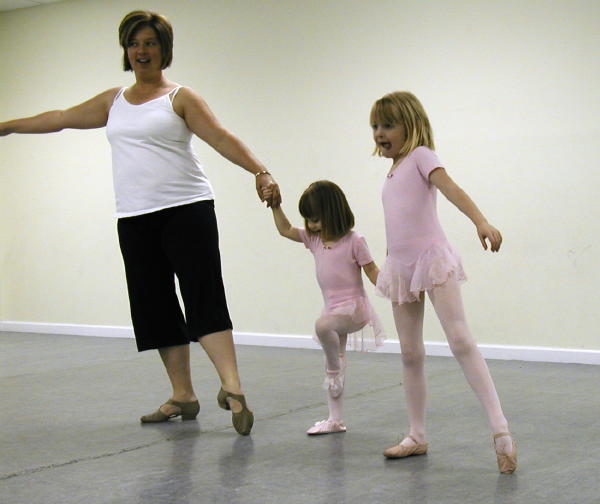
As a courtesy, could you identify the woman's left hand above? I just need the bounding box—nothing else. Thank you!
[256,173,281,208]
[477,222,502,252]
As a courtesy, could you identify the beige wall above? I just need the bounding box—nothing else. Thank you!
[1,0,599,349]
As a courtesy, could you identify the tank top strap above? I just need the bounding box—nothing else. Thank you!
[113,87,126,103]
[168,86,183,102]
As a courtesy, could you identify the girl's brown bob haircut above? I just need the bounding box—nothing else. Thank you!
[119,10,174,71]
[370,91,435,159]
[298,180,355,241]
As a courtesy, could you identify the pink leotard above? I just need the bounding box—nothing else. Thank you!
[298,228,386,351]
[377,146,466,304]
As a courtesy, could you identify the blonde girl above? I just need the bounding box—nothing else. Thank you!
[371,91,516,473]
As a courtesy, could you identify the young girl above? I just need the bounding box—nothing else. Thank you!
[371,91,517,473]
[269,180,386,435]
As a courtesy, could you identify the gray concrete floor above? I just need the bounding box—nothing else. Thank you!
[1,332,599,504]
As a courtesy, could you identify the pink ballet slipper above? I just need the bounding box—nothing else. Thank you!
[383,435,428,459]
[493,432,517,474]
[306,419,347,435]
[322,356,347,398]
[322,371,344,398]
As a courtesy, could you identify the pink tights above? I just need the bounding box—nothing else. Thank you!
[315,314,364,422]
[392,277,509,447]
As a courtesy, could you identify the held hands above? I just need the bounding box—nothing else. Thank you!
[256,172,281,208]
[477,221,502,252]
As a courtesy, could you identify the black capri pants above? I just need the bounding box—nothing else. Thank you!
[117,200,233,352]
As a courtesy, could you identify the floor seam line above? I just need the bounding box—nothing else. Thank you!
[1,382,404,481]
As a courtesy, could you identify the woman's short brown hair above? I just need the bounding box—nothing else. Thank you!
[118,10,173,71]
[298,180,355,241]
[370,91,434,159]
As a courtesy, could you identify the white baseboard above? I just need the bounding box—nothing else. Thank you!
[0,321,134,338]
[1,321,599,365]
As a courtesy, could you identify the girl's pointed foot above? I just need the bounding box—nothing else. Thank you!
[322,365,346,399]
[493,432,517,474]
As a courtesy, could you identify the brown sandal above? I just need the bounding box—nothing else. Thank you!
[217,388,254,435]
[140,399,200,423]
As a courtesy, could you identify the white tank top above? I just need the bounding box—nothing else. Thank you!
[106,86,214,217]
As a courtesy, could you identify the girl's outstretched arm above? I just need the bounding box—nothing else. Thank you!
[271,206,302,242]
[362,261,380,286]
[429,167,502,252]
[0,88,121,136]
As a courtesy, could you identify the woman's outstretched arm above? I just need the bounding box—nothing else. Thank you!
[173,86,281,207]
[0,88,121,136]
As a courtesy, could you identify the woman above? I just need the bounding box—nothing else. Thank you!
[0,10,280,435]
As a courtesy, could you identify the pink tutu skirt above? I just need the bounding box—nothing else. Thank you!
[317,294,387,352]
[376,242,466,304]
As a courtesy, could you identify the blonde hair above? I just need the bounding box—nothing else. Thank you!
[370,91,434,159]
[298,180,354,242]
[119,10,174,71]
